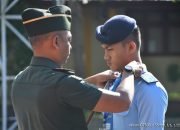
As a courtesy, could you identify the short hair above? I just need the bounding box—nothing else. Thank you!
[29,31,67,46]
[29,33,51,46]
[122,26,141,51]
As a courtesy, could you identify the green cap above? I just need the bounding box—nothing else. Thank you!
[22,5,71,37]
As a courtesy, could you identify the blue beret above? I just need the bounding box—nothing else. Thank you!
[22,5,71,37]
[96,15,137,44]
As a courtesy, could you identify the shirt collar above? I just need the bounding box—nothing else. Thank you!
[30,57,59,69]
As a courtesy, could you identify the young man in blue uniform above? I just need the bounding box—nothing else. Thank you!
[96,15,168,130]
[11,5,143,130]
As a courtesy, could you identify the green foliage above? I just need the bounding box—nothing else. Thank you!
[169,92,180,101]
[167,64,180,82]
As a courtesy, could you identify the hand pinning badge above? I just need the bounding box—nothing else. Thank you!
[124,61,146,78]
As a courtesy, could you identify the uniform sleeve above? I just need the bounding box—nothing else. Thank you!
[136,82,168,130]
[55,75,102,110]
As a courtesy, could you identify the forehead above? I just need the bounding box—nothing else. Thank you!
[101,44,110,49]
[101,42,121,48]
[60,31,72,37]
[56,30,71,37]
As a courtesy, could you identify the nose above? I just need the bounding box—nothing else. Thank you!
[104,51,109,61]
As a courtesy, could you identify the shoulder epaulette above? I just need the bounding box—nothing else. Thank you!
[140,72,158,84]
[52,68,75,75]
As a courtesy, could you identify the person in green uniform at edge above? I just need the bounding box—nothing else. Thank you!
[11,5,143,130]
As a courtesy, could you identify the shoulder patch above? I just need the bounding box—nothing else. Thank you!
[70,75,83,81]
[140,72,158,84]
[52,68,75,75]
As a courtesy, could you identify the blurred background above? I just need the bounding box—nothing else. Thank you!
[0,0,180,130]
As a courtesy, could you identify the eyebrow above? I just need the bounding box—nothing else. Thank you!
[102,45,111,49]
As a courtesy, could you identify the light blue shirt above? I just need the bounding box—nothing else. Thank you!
[113,71,168,130]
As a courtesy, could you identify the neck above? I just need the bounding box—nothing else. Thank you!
[33,52,62,67]
[134,52,142,63]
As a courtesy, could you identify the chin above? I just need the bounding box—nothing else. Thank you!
[110,64,124,71]
[109,66,119,72]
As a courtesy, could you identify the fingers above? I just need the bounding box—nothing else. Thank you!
[134,68,142,78]
[105,71,116,81]
[125,61,146,78]
[97,70,120,87]
[113,71,120,77]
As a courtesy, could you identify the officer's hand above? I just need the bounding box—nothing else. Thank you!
[124,61,146,78]
[85,70,118,88]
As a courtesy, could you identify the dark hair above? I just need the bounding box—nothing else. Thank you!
[29,31,67,46]
[29,32,52,46]
[123,26,141,51]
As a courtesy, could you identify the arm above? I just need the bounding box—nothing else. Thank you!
[93,61,142,112]
[137,83,168,130]
[85,70,116,88]
[85,62,145,88]
[56,61,142,113]
[93,71,134,112]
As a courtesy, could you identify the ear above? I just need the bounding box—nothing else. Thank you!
[52,34,60,49]
[128,41,137,53]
